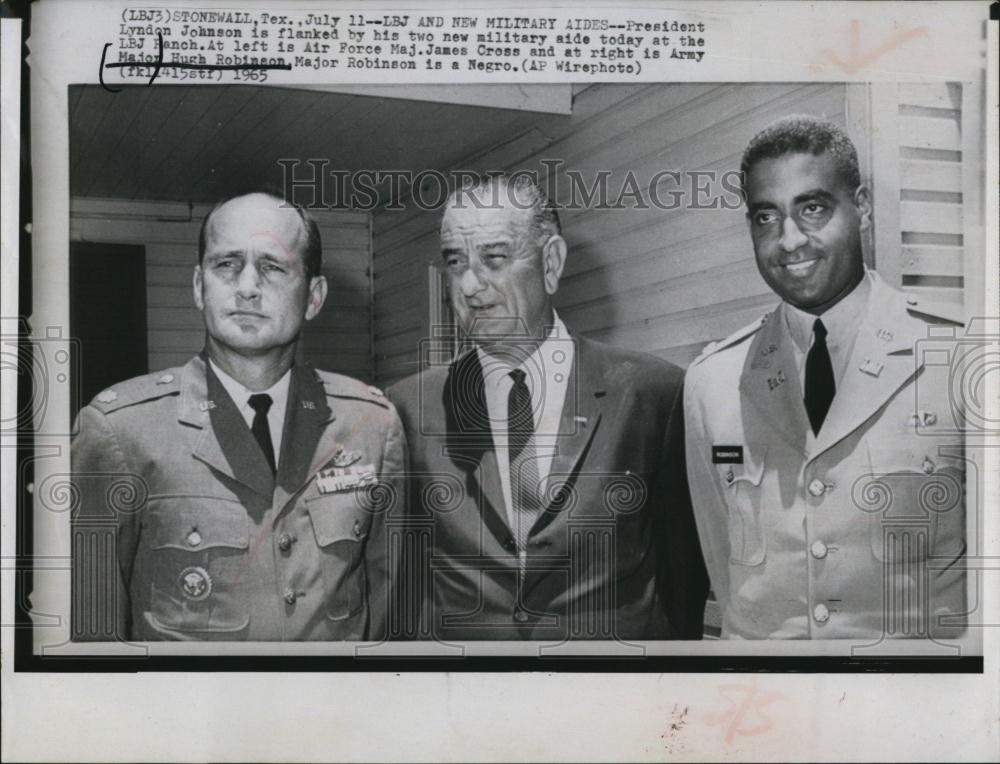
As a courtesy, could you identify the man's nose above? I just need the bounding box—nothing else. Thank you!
[235,263,262,299]
[779,216,808,253]
[459,264,487,297]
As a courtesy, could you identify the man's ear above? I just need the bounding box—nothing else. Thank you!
[305,275,328,321]
[541,235,567,296]
[192,265,204,311]
[855,184,872,231]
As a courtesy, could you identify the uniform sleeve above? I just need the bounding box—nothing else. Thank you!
[364,403,409,641]
[683,365,734,623]
[70,405,142,641]
[656,377,710,638]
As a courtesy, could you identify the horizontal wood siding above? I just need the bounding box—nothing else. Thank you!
[70,198,372,380]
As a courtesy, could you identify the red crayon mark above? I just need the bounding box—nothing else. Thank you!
[705,681,783,744]
[822,19,929,75]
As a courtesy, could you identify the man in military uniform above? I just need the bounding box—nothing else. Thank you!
[684,116,967,639]
[389,175,707,641]
[71,191,407,641]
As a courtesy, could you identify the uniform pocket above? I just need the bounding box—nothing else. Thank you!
[717,447,768,566]
[146,497,250,634]
[864,443,965,563]
[305,492,372,620]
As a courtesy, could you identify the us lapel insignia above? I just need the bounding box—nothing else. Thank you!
[859,358,884,377]
[766,369,786,391]
[573,416,588,425]
[876,328,894,342]
[199,400,216,411]
[301,400,316,410]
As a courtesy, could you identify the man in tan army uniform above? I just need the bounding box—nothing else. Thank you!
[685,116,967,639]
[71,192,407,641]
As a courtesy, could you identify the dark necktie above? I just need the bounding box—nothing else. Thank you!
[508,369,542,559]
[804,319,835,435]
[248,393,276,476]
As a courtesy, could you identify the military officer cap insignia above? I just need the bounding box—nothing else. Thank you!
[178,566,212,601]
[157,373,175,384]
[96,389,118,404]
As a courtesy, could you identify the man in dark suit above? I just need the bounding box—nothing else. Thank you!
[71,191,407,641]
[389,175,707,641]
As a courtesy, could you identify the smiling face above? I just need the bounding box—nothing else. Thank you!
[440,188,565,354]
[745,151,870,314]
[193,193,327,363]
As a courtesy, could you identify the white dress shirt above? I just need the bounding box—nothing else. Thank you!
[209,359,292,466]
[477,312,575,529]
[784,269,873,397]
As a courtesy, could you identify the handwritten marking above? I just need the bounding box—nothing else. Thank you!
[822,19,929,74]
[100,32,292,92]
[705,681,783,744]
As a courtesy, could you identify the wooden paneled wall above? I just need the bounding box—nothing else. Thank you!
[70,198,372,380]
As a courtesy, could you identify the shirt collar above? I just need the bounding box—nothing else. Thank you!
[208,358,292,409]
[785,269,873,353]
[476,311,571,389]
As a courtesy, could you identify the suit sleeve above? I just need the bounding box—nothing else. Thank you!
[657,377,710,638]
[683,364,734,624]
[70,405,142,641]
[365,402,409,641]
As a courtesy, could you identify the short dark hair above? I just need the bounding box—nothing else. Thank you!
[741,115,861,195]
[447,173,562,245]
[197,189,323,280]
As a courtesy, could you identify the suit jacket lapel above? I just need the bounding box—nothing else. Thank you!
[442,349,508,527]
[810,281,924,459]
[739,306,811,457]
[545,334,603,509]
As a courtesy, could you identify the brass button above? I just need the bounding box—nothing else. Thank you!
[813,603,830,624]
[810,540,828,559]
[513,608,529,623]
[283,588,297,605]
[186,530,202,547]
[278,533,293,552]
[923,458,936,474]
[808,479,826,497]
[353,519,363,538]
[724,469,734,484]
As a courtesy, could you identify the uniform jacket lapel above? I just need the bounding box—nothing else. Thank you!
[273,365,334,513]
[738,307,810,456]
[179,356,275,498]
[810,276,926,460]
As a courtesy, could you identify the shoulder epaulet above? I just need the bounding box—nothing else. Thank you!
[88,369,182,414]
[316,370,390,409]
[690,313,771,367]
[903,294,965,326]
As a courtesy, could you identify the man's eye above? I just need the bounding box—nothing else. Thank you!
[802,202,826,215]
[261,263,285,273]
[753,212,777,226]
[443,255,464,269]
[214,260,236,270]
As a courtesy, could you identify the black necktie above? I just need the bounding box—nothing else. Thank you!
[508,369,542,558]
[248,393,276,476]
[804,319,835,435]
